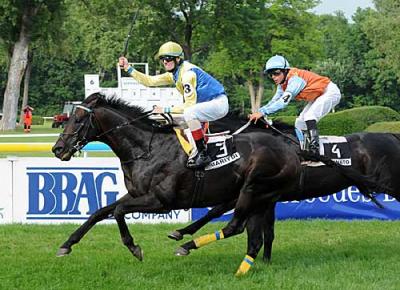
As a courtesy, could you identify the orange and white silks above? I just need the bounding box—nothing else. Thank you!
[283,68,330,101]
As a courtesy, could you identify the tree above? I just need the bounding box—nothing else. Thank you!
[18,50,33,125]
[204,0,322,113]
[313,13,357,108]
[5,0,398,120]
[363,0,400,80]
[0,0,64,130]
[360,0,400,110]
[135,0,216,62]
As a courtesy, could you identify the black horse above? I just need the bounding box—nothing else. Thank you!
[52,93,385,275]
[168,116,400,271]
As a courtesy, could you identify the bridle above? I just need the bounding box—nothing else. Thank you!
[58,105,96,153]
[59,104,156,161]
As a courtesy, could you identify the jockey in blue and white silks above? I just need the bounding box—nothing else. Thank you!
[119,41,229,169]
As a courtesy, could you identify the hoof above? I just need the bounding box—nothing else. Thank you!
[56,247,71,257]
[262,256,271,264]
[235,270,248,277]
[175,247,190,256]
[132,245,144,261]
[168,230,183,241]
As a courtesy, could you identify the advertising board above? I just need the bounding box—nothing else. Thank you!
[9,158,190,224]
[0,159,13,223]
[3,157,399,224]
[192,186,400,221]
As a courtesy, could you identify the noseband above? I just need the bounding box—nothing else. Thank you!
[59,105,95,152]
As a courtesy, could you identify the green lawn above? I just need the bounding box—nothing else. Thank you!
[0,123,62,134]
[0,124,115,158]
[1,220,400,290]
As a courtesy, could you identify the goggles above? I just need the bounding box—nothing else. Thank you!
[159,55,176,62]
[267,69,283,77]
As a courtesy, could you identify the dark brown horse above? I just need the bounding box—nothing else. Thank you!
[169,117,400,272]
[52,93,385,275]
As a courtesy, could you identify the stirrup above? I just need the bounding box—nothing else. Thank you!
[308,141,320,155]
[186,150,212,169]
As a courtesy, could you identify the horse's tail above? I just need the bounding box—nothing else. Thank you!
[300,151,390,208]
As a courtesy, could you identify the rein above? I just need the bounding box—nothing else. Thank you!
[92,107,155,163]
[95,109,154,139]
[63,104,156,161]
[259,118,300,145]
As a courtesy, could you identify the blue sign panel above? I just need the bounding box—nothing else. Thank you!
[192,186,400,221]
[83,142,111,151]
[26,166,119,220]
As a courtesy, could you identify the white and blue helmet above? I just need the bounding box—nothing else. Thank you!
[264,55,290,73]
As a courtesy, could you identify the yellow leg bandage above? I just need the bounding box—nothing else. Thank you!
[193,230,224,248]
[235,255,254,277]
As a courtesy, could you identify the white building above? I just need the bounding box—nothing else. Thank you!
[84,63,183,111]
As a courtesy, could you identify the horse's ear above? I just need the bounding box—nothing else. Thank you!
[86,94,100,108]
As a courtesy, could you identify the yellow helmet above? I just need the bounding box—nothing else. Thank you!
[156,41,184,59]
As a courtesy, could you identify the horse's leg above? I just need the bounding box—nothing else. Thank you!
[56,200,120,256]
[244,211,265,265]
[262,202,276,262]
[234,202,277,276]
[113,193,164,261]
[230,206,276,274]
[168,200,236,241]
[176,180,263,275]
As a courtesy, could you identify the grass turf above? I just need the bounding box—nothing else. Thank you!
[1,220,400,290]
[0,125,115,158]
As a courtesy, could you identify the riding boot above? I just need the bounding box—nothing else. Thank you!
[305,120,320,155]
[308,129,320,154]
[187,138,212,169]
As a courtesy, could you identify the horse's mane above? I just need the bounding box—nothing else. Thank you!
[84,93,148,120]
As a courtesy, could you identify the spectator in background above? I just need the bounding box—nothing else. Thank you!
[23,106,34,133]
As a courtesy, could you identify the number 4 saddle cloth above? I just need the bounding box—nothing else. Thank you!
[319,136,352,166]
[173,128,241,171]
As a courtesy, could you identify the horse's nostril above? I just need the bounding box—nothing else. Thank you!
[52,146,63,155]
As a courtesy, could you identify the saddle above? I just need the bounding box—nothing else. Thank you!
[174,125,241,171]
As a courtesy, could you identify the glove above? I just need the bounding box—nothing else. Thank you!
[118,56,129,70]
[248,112,264,123]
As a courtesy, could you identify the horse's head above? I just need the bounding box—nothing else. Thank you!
[52,93,161,161]
[52,94,101,161]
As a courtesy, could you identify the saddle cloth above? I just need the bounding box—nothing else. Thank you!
[173,128,241,171]
[319,136,352,166]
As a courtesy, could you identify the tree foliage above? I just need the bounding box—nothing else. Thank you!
[0,0,65,129]
[1,0,400,128]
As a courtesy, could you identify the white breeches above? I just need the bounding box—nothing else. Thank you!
[183,94,229,122]
[295,82,341,131]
